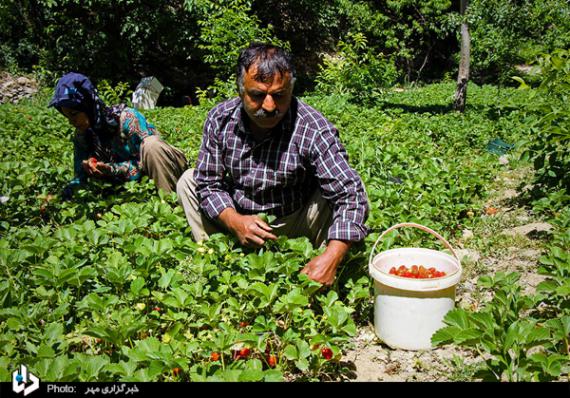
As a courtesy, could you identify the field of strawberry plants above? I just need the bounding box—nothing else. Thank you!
[1,80,567,382]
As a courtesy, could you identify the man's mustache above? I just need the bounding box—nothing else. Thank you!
[254,108,280,119]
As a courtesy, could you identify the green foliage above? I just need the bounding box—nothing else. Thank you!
[303,81,534,244]
[467,0,570,84]
[96,80,133,107]
[315,33,399,103]
[331,0,454,82]
[432,274,568,381]
[0,82,560,381]
[2,0,570,93]
[195,0,289,81]
[195,77,238,105]
[0,0,201,98]
[517,49,570,212]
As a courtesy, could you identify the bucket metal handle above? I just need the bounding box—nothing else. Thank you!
[368,222,460,269]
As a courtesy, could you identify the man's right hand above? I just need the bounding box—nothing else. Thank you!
[218,208,277,247]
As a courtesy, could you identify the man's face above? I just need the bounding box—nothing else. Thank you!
[240,65,293,132]
[61,107,90,132]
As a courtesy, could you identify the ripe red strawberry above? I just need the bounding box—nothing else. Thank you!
[390,265,446,279]
[87,157,98,172]
[210,352,220,362]
[152,307,161,312]
[321,347,333,360]
[239,321,249,328]
[239,347,250,358]
[267,354,277,368]
[172,367,181,377]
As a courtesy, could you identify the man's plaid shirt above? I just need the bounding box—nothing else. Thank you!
[194,97,369,242]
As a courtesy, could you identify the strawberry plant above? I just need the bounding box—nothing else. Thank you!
[432,264,570,381]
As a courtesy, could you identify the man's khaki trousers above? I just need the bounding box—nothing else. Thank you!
[176,169,333,247]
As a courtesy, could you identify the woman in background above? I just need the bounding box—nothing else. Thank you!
[49,72,187,199]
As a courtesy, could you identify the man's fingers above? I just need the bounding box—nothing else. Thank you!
[246,234,265,247]
[261,230,278,241]
[249,221,277,241]
[254,218,273,232]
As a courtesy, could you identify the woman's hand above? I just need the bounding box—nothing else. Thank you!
[82,158,112,177]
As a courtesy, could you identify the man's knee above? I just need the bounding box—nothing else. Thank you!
[176,169,196,199]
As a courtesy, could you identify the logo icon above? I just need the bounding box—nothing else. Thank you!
[12,365,40,396]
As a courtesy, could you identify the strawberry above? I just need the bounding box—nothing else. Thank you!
[267,354,277,368]
[172,367,181,377]
[232,347,251,360]
[239,347,250,358]
[390,265,446,278]
[321,347,333,360]
[88,157,98,171]
[239,321,249,328]
[210,352,220,362]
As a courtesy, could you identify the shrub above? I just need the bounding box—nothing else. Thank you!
[518,49,570,212]
[314,33,399,104]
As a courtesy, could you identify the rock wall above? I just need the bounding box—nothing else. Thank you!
[0,73,39,104]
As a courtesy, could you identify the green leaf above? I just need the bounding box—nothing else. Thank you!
[238,369,264,382]
[158,269,177,290]
[296,340,311,359]
[442,308,472,329]
[130,277,146,295]
[294,358,309,371]
[283,344,298,360]
[263,369,284,382]
[44,323,64,343]
[37,344,55,358]
[106,361,139,378]
[504,322,523,350]
[511,76,529,89]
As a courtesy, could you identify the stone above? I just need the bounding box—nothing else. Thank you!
[501,222,553,237]
[16,77,31,85]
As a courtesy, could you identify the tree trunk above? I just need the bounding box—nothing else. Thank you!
[453,0,470,112]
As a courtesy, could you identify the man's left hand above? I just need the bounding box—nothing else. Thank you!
[301,240,351,286]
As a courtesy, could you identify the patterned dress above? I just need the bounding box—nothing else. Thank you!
[72,106,158,185]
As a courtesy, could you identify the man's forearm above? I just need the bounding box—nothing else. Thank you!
[322,240,352,267]
[217,207,240,233]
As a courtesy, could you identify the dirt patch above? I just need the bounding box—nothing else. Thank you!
[342,325,478,381]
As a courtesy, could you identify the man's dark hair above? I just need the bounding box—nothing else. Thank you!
[236,43,296,94]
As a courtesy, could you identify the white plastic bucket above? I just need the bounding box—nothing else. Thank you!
[368,223,462,350]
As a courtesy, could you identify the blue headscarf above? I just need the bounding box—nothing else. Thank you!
[48,72,122,135]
